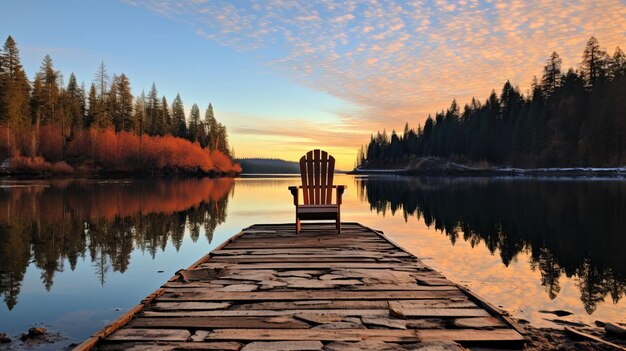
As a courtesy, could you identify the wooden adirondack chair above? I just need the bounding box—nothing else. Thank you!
[288,150,346,234]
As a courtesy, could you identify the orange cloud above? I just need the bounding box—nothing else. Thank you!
[130,0,626,169]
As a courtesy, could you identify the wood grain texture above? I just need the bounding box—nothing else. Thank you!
[90,223,525,350]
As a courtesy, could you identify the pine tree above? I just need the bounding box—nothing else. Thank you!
[94,62,110,128]
[581,37,608,88]
[216,123,230,155]
[610,47,626,78]
[31,55,63,158]
[65,73,85,132]
[30,73,45,155]
[0,36,31,151]
[116,73,133,132]
[205,103,218,150]
[85,83,98,128]
[161,96,171,135]
[541,51,562,98]
[171,93,186,138]
[107,74,119,130]
[355,145,365,168]
[133,90,145,136]
[95,61,108,99]
[146,83,161,135]
[37,55,60,126]
[57,75,73,157]
[188,103,201,142]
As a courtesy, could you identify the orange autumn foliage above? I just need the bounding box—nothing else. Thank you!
[10,156,73,174]
[1,125,241,175]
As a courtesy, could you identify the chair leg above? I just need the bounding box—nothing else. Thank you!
[296,217,301,235]
[336,213,341,234]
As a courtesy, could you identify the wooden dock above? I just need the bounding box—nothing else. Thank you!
[77,223,527,351]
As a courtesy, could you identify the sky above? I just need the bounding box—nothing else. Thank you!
[2,0,626,170]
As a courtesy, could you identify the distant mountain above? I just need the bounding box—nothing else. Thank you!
[235,158,300,174]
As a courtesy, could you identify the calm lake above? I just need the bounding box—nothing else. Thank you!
[1,175,625,349]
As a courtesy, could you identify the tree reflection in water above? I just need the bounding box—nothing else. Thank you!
[357,176,626,314]
[0,178,234,310]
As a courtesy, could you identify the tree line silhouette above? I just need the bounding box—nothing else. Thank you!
[235,158,301,174]
[0,36,240,174]
[358,37,626,168]
[0,178,234,310]
[357,177,626,314]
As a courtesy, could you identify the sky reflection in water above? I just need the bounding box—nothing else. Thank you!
[0,175,624,348]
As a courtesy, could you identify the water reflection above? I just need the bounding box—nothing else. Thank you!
[0,178,233,310]
[357,176,626,314]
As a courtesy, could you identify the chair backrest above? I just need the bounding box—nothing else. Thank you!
[299,149,335,205]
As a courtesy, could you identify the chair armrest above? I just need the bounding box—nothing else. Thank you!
[336,185,346,205]
[288,186,299,205]
[289,185,346,205]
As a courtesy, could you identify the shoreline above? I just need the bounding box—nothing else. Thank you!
[0,169,240,179]
[350,166,626,178]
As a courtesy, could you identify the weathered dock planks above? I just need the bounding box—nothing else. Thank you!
[77,223,527,351]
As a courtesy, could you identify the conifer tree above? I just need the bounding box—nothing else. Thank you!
[117,73,133,132]
[85,83,98,128]
[107,74,119,129]
[146,83,161,135]
[133,90,145,136]
[610,47,626,78]
[0,36,31,150]
[65,73,85,132]
[36,55,60,126]
[216,123,230,155]
[95,61,108,99]
[161,96,171,135]
[30,73,46,155]
[90,62,113,128]
[188,103,201,142]
[541,52,562,98]
[205,103,218,150]
[57,76,73,156]
[93,62,110,128]
[171,93,186,138]
[582,36,608,88]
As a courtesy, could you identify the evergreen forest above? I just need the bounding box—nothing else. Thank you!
[0,36,240,175]
[358,37,626,169]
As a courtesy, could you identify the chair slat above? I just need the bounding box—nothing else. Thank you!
[306,151,314,204]
[300,155,308,205]
[314,150,321,204]
[320,151,328,204]
[327,156,335,203]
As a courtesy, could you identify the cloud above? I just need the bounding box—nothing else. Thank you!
[129,0,626,166]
